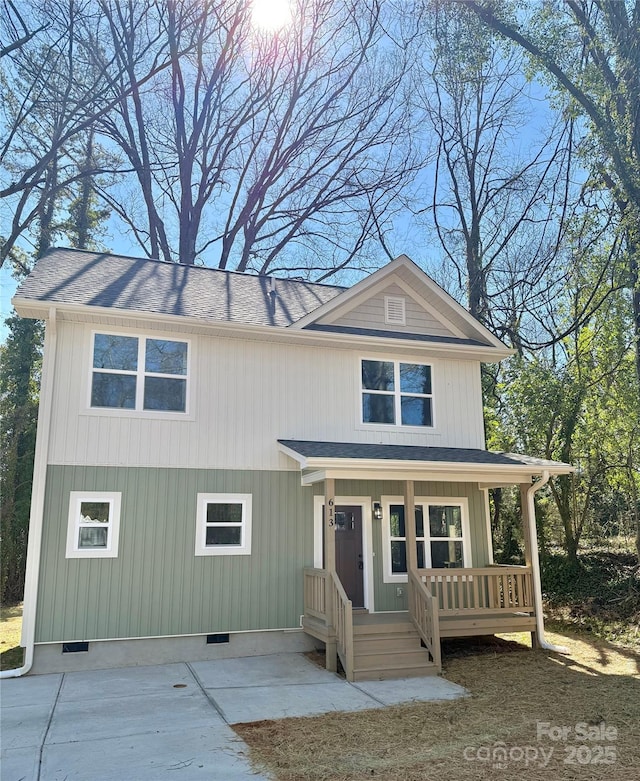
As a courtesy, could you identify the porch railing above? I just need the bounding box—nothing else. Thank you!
[418,566,534,615]
[303,567,327,621]
[408,570,442,672]
[330,571,354,680]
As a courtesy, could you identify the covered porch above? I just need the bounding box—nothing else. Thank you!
[279,439,573,682]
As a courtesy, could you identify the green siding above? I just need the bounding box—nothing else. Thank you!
[37,466,315,643]
[37,467,490,643]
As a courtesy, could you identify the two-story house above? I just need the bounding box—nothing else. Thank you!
[10,248,572,679]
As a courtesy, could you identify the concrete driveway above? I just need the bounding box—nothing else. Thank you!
[1,652,467,780]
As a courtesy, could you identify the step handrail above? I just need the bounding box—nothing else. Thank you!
[303,567,327,621]
[408,569,442,672]
[330,571,354,681]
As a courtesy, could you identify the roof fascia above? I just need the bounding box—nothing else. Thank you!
[299,456,573,475]
[299,463,573,485]
[12,297,513,361]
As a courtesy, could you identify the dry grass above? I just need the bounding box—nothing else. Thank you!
[0,602,24,670]
[235,631,640,781]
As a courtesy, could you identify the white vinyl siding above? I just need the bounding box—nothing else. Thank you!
[49,322,486,469]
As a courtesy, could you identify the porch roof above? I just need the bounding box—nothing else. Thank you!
[277,439,574,485]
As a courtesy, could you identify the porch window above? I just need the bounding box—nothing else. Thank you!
[65,491,121,558]
[195,493,252,556]
[383,497,469,581]
[361,359,433,427]
[91,333,189,413]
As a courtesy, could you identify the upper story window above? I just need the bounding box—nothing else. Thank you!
[91,333,188,413]
[361,359,433,427]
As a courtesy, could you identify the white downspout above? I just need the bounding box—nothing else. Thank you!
[1,308,57,678]
[527,470,569,654]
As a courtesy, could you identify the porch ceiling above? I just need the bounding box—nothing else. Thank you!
[277,439,574,485]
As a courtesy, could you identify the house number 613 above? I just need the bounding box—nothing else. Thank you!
[328,498,335,527]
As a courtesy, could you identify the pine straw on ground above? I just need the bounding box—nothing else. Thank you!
[234,631,640,781]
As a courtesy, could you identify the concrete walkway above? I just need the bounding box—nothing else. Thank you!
[1,653,467,780]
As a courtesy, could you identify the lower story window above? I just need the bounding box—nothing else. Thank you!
[66,491,121,558]
[195,493,252,556]
[384,497,469,580]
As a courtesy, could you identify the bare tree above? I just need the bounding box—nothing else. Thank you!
[0,0,191,265]
[0,0,46,58]
[94,0,422,274]
[462,0,640,392]
[415,1,580,349]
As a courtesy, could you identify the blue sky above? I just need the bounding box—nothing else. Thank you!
[1,264,17,340]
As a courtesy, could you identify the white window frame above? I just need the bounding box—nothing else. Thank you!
[381,496,471,582]
[88,330,191,416]
[359,357,434,429]
[66,491,122,559]
[195,493,252,556]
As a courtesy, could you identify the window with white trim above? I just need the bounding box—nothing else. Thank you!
[91,333,189,412]
[195,493,252,556]
[66,492,121,558]
[383,498,469,580]
[361,359,433,427]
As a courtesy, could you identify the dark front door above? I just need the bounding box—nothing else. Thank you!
[334,505,364,608]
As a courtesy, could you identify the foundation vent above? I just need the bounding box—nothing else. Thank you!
[62,642,89,653]
[206,633,230,644]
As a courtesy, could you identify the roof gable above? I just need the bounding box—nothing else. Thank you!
[317,280,458,338]
[290,255,509,351]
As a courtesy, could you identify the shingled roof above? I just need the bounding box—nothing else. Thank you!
[277,439,573,471]
[13,248,345,327]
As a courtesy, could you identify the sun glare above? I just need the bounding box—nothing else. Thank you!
[252,0,292,31]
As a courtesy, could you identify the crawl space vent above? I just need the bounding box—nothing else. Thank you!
[206,633,230,644]
[62,642,89,653]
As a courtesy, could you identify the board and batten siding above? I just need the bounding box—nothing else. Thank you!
[320,283,456,337]
[37,467,491,643]
[36,465,315,644]
[47,320,486,469]
[314,479,490,614]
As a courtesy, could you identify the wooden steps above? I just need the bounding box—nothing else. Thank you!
[350,613,438,681]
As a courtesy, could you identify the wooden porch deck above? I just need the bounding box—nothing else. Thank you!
[303,565,535,680]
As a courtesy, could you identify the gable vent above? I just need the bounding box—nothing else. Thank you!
[384,295,406,326]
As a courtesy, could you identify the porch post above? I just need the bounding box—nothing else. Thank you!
[404,480,417,572]
[520,483,538,649]
[324,477,337,671]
